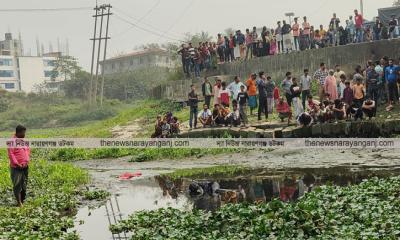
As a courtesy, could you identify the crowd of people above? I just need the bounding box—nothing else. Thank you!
[178,9,399,78]
[186,56,400,129]
[151,112,180,138]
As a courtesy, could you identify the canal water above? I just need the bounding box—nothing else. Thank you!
[74,166,400,240]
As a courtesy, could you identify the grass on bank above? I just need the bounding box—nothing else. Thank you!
[110,176,400,239]
[0,99,186,138]
[0,159,89,239]
[161,165,251,180]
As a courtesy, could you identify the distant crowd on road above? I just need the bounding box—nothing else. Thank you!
[178,9,399,78]
[183,56,400,130]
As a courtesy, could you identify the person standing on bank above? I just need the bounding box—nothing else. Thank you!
[8,125,30,207]
[292,17,300,51]
[202,77,213,108]
[300,69,312,109]
[313,62,329,101]
[188,85,199,129]
[281,72,293,106]
[256,71,269,121]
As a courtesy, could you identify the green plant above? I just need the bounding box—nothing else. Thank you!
[0,159,89,239]
[83,189,110,201]
[162,165,251,180]
[110,176,400,239]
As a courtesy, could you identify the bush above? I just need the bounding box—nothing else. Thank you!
[0,159,88,239]
[58,108,117,126]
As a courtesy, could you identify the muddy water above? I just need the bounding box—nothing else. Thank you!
[73,149,400,239]
[74,178,190,240]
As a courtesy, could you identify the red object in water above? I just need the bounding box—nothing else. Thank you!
[119,172,142,180]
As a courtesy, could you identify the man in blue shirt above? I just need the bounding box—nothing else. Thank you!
[385,59,400,110]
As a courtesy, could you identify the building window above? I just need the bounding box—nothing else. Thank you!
[4,83,15,89]
[0,70,14,77]
[44,70,58,78]
[43,60,56,67]
[0,59,13,66]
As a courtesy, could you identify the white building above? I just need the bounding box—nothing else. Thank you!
[0,55,62,93]
[101,48,174,75]
[18,56,62,92]
[0,33,64,93]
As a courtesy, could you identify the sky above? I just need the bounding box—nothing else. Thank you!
[0,0,395,70]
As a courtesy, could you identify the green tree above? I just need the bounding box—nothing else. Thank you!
[394,0,400,6]
[183,31,213,46]
[52,55,82,81]
[0,92,10,112]
[62,71,90,99]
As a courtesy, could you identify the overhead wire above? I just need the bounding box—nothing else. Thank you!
[0,7,91,12]
[156,0,195,42]
[113,0,168,39]
[113,6,184,39]
[113,14,183,42]
[137,0,161,23]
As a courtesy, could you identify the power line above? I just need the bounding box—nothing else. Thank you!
[137,0,161,23]
[114,13,183,42]
[113,7,184,39]
[113,1,167,39]
[156,0,195,42]
[0,7,92,12]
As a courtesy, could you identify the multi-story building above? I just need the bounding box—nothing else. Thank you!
[0,33,23,92]
[0,33,23,56]
[101,48,174,75]
[0,33,64,93]
[18,56,62,92]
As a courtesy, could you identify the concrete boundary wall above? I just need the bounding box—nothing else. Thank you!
[175,119,400,138]
[218,39,400,81]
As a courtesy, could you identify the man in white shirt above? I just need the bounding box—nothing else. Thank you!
[198,104,212,127]
[227,76,247,100]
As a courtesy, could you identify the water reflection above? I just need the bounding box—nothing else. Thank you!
[75,167,400,239]
[74,179,190,240]
[155,167,400,211]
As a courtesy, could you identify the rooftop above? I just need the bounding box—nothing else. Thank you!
[105,48,168,62]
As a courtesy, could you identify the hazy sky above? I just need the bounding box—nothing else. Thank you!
[0,0,395,70]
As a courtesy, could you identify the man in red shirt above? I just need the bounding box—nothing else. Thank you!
[354,9,364,43]
[8,125,30,207]
[276,97,292,125]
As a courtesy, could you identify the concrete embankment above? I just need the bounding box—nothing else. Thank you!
[175,119,400,138]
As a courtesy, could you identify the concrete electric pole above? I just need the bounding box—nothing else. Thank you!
[360,0,364,17]
[89,4,112,106]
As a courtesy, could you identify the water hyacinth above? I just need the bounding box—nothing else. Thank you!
[110,177,400,240]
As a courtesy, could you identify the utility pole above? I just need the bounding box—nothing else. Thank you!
[89,5,99,105]
[100,5,112,107]
[94,6,105,104]
[89,4,112,106]
[360,0,364,17]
